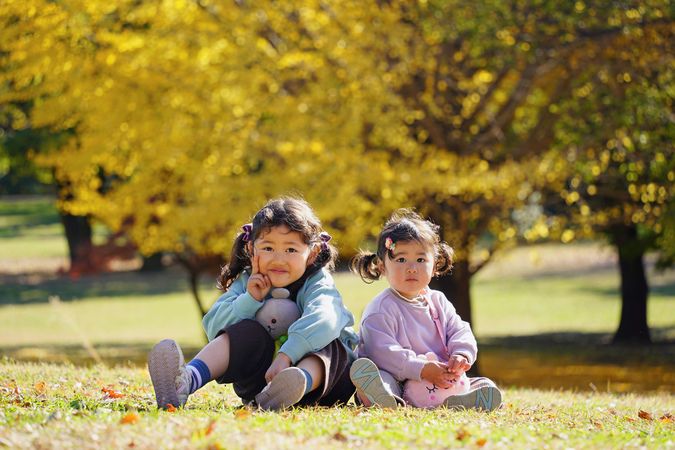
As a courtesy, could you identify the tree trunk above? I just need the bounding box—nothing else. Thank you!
[430,259,473,324]
[140,252,165,272]
[60,212,93,273]
[429,259,480,375]
[611,225,651,344]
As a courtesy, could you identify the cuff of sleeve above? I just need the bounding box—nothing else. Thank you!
[279,333,313,364]
[401,357,428,382]
[451,347,476,365]
[232,292,263,319]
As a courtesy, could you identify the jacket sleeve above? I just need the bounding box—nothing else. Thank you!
[278,272,352,364]
[202,273,263,341]
[360,312,428,382]
[440,294,478,365]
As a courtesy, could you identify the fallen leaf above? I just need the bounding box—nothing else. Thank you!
[166,404,177,413]
[456,428,470,441]
[234,409,251,420]
[34,381,47,394]
[475,438,487,447]
[638,410,653,421]
[659,413,673,423]
[333,432,348,442]
[207,444,223,450]
[102,387,124,399]
[205,420,216,436]
[624,416,636,423]
[120,412,140,425]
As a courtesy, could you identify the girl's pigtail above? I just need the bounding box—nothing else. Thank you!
[350,252,382,283]
[217,232,251,291]
[313,241,339,272]
[434,242,455,276]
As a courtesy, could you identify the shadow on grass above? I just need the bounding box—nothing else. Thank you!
[0,267,218,305]
[2,329,674,393]
[478,328,675,393]
[583,279,675,298]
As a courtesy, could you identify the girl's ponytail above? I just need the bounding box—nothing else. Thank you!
[434,242,454,276]
[216,231,250,291]
[312,240,339,272]
[350,252,382,283]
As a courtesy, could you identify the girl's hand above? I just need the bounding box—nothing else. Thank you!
[447,354,471,376]
[265,352,292,382]
[247,254,271,301]
[420,360,456,389]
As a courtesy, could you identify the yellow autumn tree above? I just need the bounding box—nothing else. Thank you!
[1,0,672,330]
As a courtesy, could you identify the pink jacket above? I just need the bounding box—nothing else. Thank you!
[356,288,477,381]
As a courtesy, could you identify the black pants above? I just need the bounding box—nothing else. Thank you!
[215,319,355,406]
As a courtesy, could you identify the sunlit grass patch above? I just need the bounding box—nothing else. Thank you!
[1,360,673,449]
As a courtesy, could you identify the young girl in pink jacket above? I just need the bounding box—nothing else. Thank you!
[349,209,502,411]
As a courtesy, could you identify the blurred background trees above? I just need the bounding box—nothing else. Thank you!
[1,0,672,342]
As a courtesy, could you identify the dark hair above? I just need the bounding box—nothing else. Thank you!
[350,209,454,282]
[217,197,338,290]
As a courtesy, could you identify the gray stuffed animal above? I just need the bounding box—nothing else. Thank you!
[255,288,301,354]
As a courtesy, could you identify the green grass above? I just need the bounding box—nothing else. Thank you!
[2,266,672,348]
[0,196,108,258]
[1,360,673,449]
[1,197,674,393]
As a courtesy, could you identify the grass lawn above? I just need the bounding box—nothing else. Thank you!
[1,360,673,449]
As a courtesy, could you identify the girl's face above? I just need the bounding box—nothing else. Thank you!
[381,240,435,299]
[251,225,317,288]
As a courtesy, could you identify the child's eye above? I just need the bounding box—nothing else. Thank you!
[286,248,298,253]
[261,246,274,252]
[395,257,406,263]
[417,258,426,263]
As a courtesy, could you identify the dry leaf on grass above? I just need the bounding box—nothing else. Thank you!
[456,428,470,441]
[102,387,124,399]
[659,413,673,423]
[120,412,140,425]
[166,404,177,412]
[638,410,653,421]
[234,409,251,420]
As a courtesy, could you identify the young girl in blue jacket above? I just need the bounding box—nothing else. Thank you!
[148,197,358,410]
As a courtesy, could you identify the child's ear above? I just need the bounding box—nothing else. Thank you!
[306,245,321,267]
[246,241,253,256]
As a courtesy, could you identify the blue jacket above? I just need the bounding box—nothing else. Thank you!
[202,269,358,363]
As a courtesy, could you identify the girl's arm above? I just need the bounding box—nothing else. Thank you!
[360,313,428,381]
[278,271,353,364]
[438,294,478,364]
[202,272,264,341]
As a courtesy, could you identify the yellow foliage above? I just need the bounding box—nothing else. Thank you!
[2,0,670,265]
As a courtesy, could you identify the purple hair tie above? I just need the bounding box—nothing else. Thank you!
[241,223,252,242]
[319,232,332,251]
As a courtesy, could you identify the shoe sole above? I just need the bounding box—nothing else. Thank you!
[350,358,398,408]
[148,339,184,409]
[442,386,502,412]
[255,367,307,411]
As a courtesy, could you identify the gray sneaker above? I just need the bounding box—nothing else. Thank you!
[350,358,398,408]
[442,385,502,412]
[255,367,307,411]
[148,339,191,409]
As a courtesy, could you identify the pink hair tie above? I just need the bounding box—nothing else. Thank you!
[241,223,252,242]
